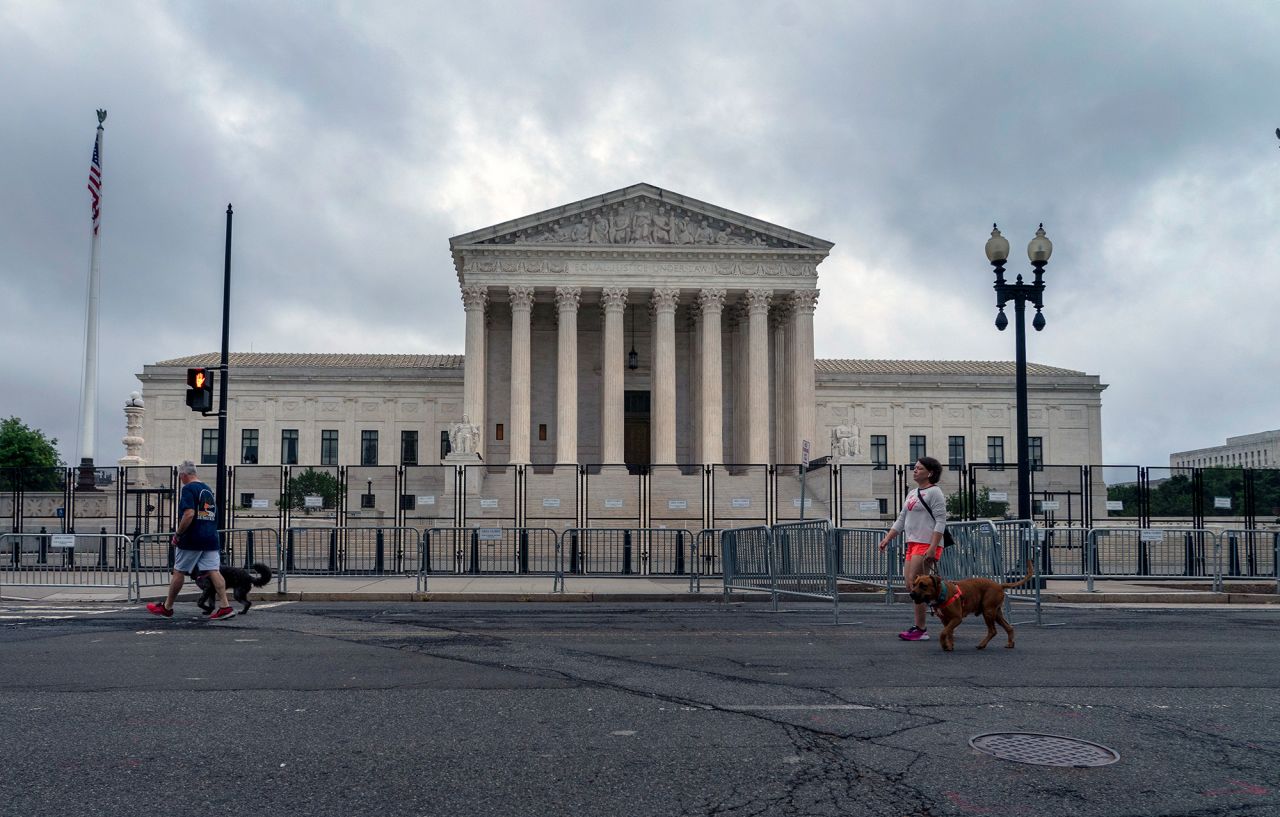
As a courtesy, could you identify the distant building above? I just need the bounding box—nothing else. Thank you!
[1170,431,1280,470]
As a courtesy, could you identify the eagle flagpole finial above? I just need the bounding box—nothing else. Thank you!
[96,109,107,125]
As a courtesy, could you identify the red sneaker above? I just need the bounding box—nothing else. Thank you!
[146,602,173,618]
[209,606,237,621]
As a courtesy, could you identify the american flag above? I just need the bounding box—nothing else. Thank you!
[88,135,102,235]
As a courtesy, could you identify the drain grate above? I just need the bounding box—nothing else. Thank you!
[969,732,1120,768]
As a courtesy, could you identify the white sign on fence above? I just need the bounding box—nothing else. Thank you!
[668,499,688,510]
[988,491,1009,502]
[476,527,503,541]
[857,500,881,512]
[50,534,76,549]
[1214,496,1232,510]
[1040,500,1061,511]
[731,498,751,508]
[1106,500,1124,511]
[801,439,811,468]
[303,495,323,509]
[604,499,624,509]
[251,499,269,509]
[792,498,814,508]
[417,495,436,505]
[542,497,561,508]
[1140,529,1165,543]
[479,498,499,509]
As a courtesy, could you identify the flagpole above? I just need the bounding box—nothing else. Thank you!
[76,109,107,492]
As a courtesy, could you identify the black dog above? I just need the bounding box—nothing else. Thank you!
[193,563,273,614]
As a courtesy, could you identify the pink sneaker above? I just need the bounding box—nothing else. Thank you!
[898,626,929,641]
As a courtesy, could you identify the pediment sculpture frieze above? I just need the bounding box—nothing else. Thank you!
[477,199,806,249]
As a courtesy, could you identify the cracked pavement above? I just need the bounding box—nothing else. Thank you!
[1,602,1277,816]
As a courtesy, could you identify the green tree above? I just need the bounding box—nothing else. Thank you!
[277,468,345,513]
[946,486,1009,520]
[0,417,65,491]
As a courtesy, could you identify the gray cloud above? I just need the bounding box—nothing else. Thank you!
[1,0,1277,467]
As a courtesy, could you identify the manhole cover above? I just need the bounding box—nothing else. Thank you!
[969,732,1120,767]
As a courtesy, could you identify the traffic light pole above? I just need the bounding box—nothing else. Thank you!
[214,204,233,531]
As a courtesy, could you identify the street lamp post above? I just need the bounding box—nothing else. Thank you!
[986,224,1052,522]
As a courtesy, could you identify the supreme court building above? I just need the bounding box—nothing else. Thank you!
[130,184,1105,473]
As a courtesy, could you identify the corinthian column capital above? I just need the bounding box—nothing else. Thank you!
[650,287,680,313]
[745,288,772,315]
[790,289,820,314]
[600,287,628,313]
[697,288,727,314]
[461,285,488,311]
[555,286,581,311]
[508,285,535,311]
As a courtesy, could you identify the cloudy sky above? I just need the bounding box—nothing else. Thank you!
[2,1,1277,468]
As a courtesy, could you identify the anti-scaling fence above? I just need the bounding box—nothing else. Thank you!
[12,463,1280,536]
[419,527,561,591]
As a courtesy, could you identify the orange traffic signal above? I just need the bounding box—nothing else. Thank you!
[185,367,213,412]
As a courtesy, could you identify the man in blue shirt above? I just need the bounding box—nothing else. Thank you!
[147,461,235,620]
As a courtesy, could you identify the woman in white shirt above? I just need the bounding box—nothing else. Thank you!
[878,456,947,641]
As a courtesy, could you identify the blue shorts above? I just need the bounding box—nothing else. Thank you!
[174,548,220,575]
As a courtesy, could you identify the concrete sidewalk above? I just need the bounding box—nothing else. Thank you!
[4,574,1278,605]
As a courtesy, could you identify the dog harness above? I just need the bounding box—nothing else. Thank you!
[930,579,963,614]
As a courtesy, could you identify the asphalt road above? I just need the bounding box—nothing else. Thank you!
[1,600,1277,817]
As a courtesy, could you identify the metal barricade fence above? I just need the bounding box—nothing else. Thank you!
[0,532,138,599]
[417,527,561,592]
[282,526,422,592]
[722,521,840,623]
[559,528,695,578]
[1220,529,1280,592]
[832,527,894,604]
[946,520,1043,623]
[1085,527,1222,592]
[691,528,723,593]
[133,533,179,598]
[219,527,282,580]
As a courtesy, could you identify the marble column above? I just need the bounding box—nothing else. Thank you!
[555,286,581,464]
[729,303,748,463]
[689,305,702,463]
[790,290,820,463]
[651,288,679,464]
[600,288,628,463]
[461,285,488,458]
[508,286,535,464]
[698,288,726,464]
[746,289,772,464]
[770,303,793,463]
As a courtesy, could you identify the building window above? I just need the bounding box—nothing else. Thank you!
[870,435,888,469]
[440,430,451,460]
[539,424,548,441]
[987,436,1005,470]
[909,435,927,462]
[241,429,259,465]
[948,436,965,471]
[361,430,379,466]
[239,492,254,508]
[201,429,218,465]
[321,430,339,465]
[495,423,504,441]
[281,429,299,466]
[401,431,418,466]
[1029,436,1043,471]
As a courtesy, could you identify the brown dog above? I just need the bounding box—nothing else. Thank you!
[908,562,1033,651]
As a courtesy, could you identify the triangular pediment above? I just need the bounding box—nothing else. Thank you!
[449,183,833,252]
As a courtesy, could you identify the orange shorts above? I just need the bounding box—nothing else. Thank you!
[904,542,942,562]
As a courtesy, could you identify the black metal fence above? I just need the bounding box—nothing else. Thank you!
[7,463,1280,539]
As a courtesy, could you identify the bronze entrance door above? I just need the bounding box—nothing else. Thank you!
[624,390,651,471]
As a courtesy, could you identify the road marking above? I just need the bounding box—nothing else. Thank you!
[252,602,295,609]
[721,704,877,711]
